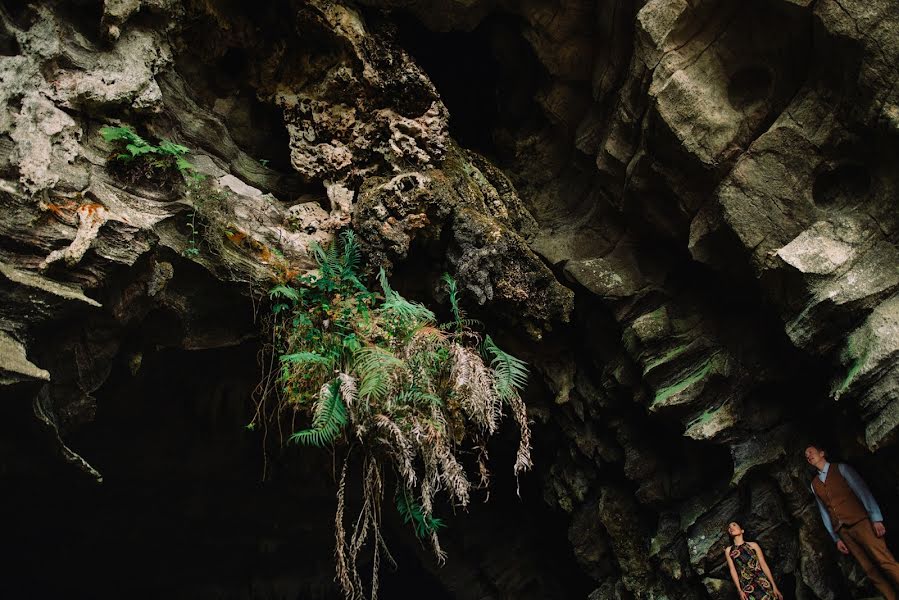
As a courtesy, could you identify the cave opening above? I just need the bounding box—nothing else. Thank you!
[391,11,548,161]
[3,337,458,598]
[3,247,596,599]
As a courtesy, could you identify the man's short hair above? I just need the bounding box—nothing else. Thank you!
[805,441,828,455]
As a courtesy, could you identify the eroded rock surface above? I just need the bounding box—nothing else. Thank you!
[1,0,897,599]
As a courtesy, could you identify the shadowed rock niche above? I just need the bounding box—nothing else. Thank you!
[392,11,548,158]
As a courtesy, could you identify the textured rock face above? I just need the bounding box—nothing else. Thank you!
[489,0,899,598]
[1,0,897,599]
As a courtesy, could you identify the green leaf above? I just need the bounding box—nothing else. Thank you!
[159,140,191,156]
[269,284,301,303]
[175,156,195,173]
[442,273,463,325]
[484,335,529,401]
[125,143,154,157]
[289,380,347,447]
[378,268,435,325]
[396,488,445,539]
[280,352,333,367]
[100,125,145,146]
[354,346,403,401]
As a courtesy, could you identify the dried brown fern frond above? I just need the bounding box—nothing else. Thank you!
[449,343,501,434]
[371,414,416,488]
[506,391,533,477]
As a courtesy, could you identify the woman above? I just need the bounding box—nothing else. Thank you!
[724,521,784,600]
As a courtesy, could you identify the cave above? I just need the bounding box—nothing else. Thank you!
[2,0,899,599]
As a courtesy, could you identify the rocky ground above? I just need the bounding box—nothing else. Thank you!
[1,0,897,598]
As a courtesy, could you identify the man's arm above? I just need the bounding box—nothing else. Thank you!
[812,483,840,542]
[839,463,884,522]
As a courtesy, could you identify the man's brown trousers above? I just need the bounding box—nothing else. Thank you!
[840,519,899,600]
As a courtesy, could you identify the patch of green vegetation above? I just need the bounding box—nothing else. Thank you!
[397,487,445,539]
[101,125,218,257]
[836,356,865,396]
[252,231,532,599]
[184,202,201,258]
[101,126,201,179]
[179,178,236,260]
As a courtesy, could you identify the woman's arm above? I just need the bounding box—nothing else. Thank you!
[749,542,783,599]
[724,547,747,600]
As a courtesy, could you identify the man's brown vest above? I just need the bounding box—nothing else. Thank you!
[811,463,868,530]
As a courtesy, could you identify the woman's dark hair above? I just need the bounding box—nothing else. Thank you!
[727,516,752,539]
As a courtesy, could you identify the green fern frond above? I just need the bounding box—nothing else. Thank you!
[175,156,197,173]
[310,241,328,269]
[396,488,445,539]
[338,231,366,291]
[124,143,154,158]
[419,392,443,406]
[100,125,146,146]
[439,318,482,331]
[442,273,464,324]
[484,335,528,401]
[354,346,403,401]
[280,352,333,367]
[340,230,360,272]
[158,140,191,156]
[289,380,347,447]
[325,237,340,273]
[269,284,301,303]
[378,268,436,325]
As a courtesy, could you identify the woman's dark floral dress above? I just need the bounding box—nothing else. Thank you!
[729,542,775,599]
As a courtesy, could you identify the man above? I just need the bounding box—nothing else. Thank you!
[805,444,899,599]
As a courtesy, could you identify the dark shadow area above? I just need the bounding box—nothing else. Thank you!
[1,341,452,599]
[391,12,547,158]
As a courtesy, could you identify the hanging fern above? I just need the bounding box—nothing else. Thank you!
[378,267,435,326]
[396,488,445,539]
[354,346,404,402]
[339,230,364,290]
[269,284,301,303]
[289,380,348,447]
[442,273,463,325]
[440,274,482,332]
[484,335,529,402]
[259,231,533,600]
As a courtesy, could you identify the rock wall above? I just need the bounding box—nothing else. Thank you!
[1,0,897,599]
